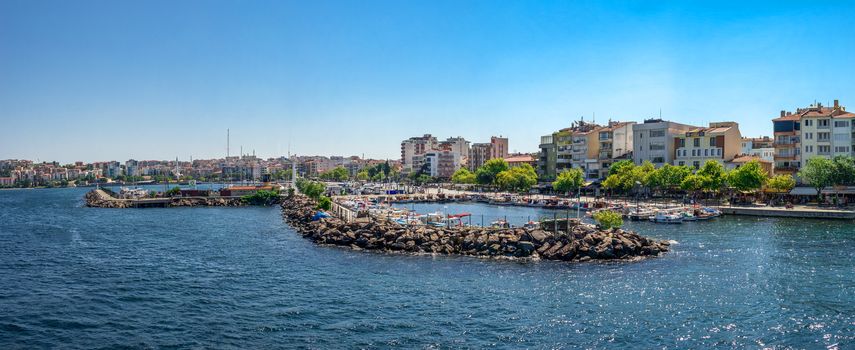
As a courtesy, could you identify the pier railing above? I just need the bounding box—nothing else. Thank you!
[330,201,359,223]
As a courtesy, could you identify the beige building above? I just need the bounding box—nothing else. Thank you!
[673,122,742,169]
[798,100,854,161]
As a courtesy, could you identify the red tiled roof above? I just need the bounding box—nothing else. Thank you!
[505,155,535,163]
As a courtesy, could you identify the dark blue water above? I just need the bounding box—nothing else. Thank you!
[1,189,853,349]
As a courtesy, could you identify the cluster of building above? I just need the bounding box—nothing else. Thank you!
[398,100,850,183]
[536,100,851,182]
[400,134,517,178]
[0,154,399,188]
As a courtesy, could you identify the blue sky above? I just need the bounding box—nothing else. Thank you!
[1,0,854,163]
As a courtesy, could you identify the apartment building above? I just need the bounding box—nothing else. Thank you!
[438,137,470,168]
[632,119,697,167]
[673,122,742,169]
[550,121,600,177]
[400,134,438,171]
[540,120,629,181]
[468,136,509,171]
[423,151,461,179]
[772,111,801,175]
[595,121,635,178]
[490,136,509,159]
[537,134,557,180]
[799,100,854,162]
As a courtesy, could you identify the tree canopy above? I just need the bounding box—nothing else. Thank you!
[602,161,654,193]
[799,157,835,196]
[475,158,510,185]
[495,164,537,193]
[647,164,692,191]
[766,174,795,193]
[697,160,726,192]
[727,160,767,192]
[319,166,349,181]
[451,168,476,184]
[553,168,584,194]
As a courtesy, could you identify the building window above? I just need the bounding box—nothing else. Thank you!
[818,145,831,154]
[693,161,700,169]
[704,149,709,157]
[834,133,849,142]
[678,138,686,147]
[649,130,665,138]
[835,146,850,153]
[817,132,830,141]
[709,138,717,147]
[693,138,700,147]
[834,120,850,128]
[717,149,722,156]
[649,144,665,151]
[804,119,813,127]
[805,145,813,153]
[678,161,685,166]
[652,157,664,163]
[804,132,813,140]
[819,119,830,127]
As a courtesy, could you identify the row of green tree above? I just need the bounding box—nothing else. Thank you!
[798,156,855,199]
[596,159,795,198]
[450,159,538,192]
[317,162,398,183]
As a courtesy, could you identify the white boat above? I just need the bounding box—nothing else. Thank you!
[650,211,683,224]
[680,211,697,221]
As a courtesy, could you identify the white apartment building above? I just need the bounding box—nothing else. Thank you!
[632,119,697,167]
[798,100,854,162]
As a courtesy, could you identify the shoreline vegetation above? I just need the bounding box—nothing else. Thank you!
[280,195,670,262]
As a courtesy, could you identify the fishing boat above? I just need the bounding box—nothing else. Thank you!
[680,210,697,221]
[650,211,683,224]
[628,210,654,221]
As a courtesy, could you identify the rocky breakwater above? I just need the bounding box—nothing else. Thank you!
[85,189,249,208]
[84,190,133,208]
[282,196,669,262]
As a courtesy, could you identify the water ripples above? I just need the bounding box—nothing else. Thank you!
[0,189,853,348]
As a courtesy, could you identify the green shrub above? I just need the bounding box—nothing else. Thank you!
[317,196,332,210]
[592,210,623,230]
[241,190,280,205]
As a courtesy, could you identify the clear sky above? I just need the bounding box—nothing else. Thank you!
[1,0,854,163]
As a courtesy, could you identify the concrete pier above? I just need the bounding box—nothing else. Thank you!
[718,206,855,220]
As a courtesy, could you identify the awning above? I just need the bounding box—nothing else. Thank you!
[821,187,855,195]
[790,187,818,196]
